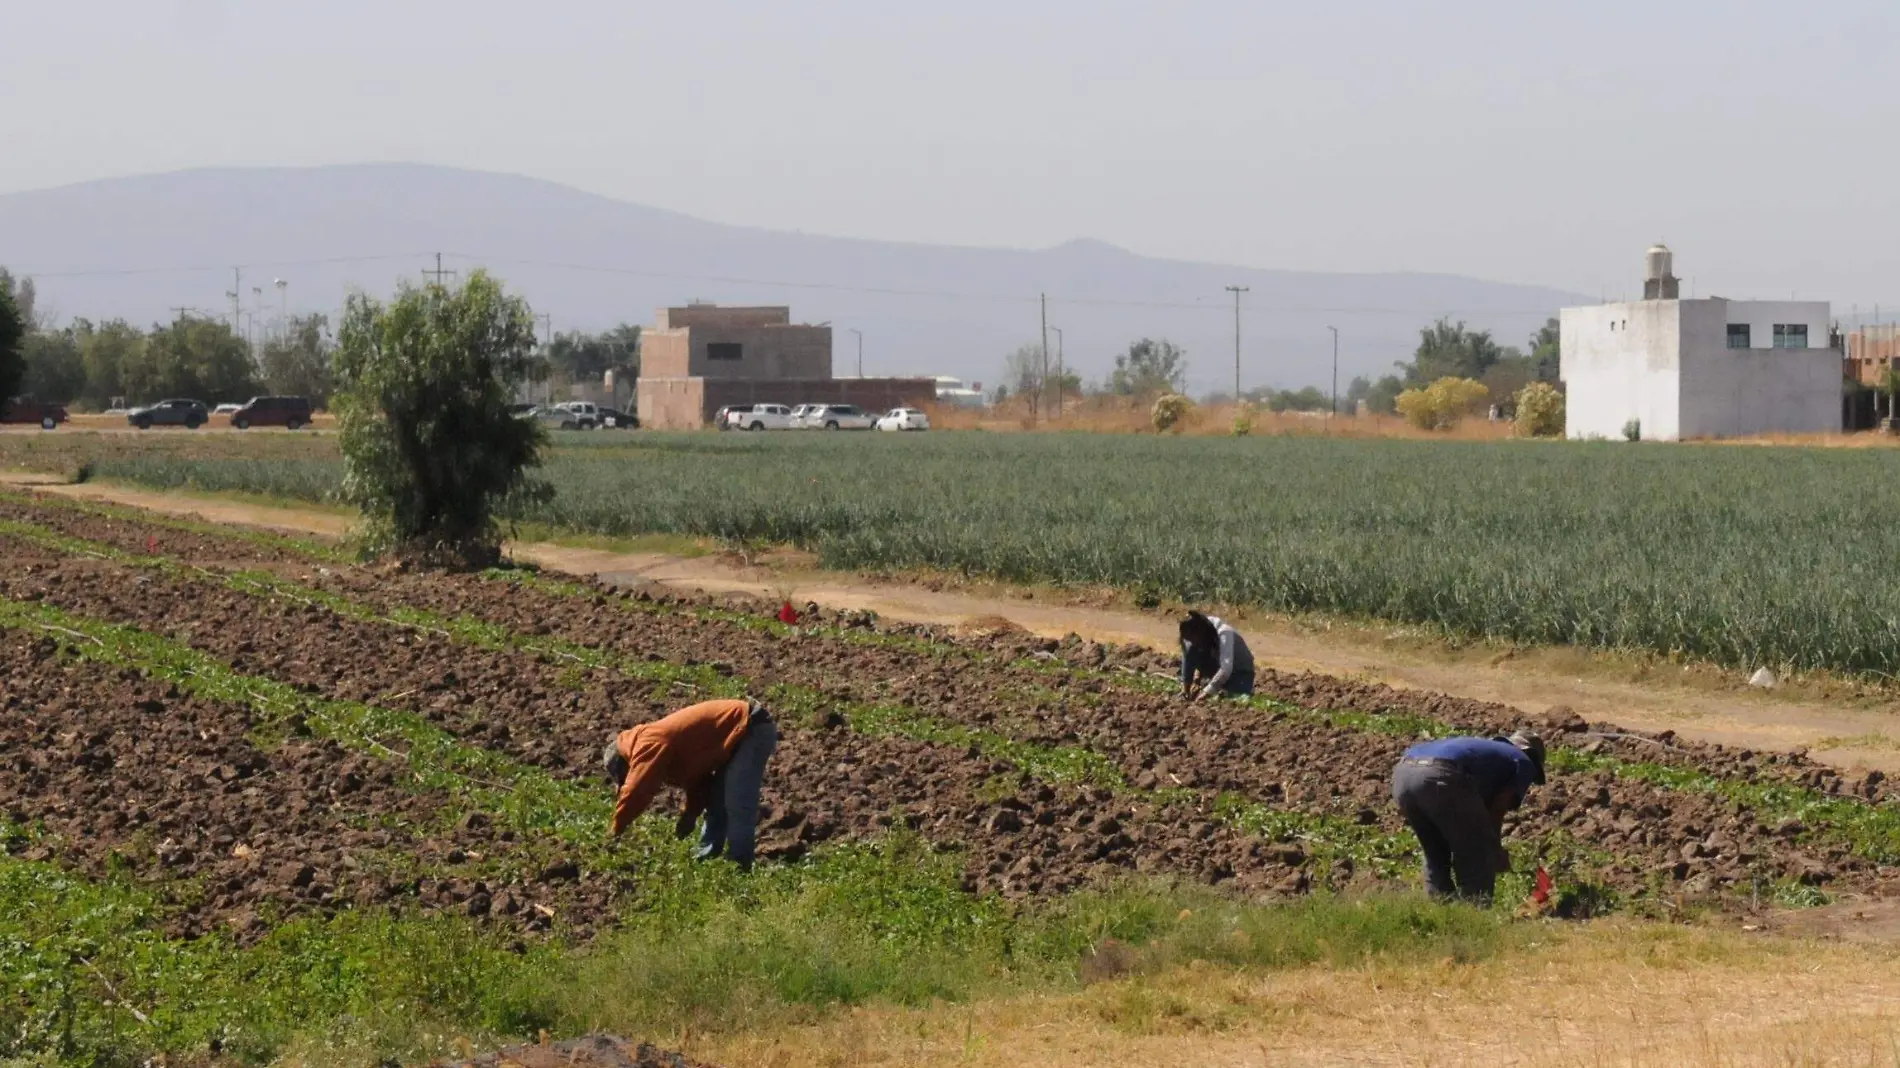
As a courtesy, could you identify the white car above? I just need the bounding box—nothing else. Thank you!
[556,401,601,429]
[788,404,819,428]
[522,405,585,430]
[807,404,877,430]
[213,403,243,417]
[875,407,930,432]
[729,403,795,431]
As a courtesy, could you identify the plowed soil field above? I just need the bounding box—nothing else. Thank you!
[3,486,1897,935]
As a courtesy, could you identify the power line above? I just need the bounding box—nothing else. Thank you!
[19,247,1567,319]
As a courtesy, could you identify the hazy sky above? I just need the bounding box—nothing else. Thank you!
[8,0,1900,308]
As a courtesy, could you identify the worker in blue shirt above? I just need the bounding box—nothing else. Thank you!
[1391,731,1546,903]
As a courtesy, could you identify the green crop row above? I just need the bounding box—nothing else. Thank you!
[21,431,1900,677]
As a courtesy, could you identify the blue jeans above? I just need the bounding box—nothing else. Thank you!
[695,707,779,869]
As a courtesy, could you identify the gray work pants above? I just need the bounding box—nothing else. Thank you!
[1391,758,1501,903]
[695,707,779,870]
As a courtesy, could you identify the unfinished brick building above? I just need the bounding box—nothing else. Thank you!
[635,304,935,429]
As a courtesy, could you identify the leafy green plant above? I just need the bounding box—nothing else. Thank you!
[1513,382,1565,438]
[331,270,547,567]
[1150,394,1190,433]
[1622,418,1642,442]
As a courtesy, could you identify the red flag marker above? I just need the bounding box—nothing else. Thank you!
[778,601,800,625]
[146,535,158,555]
[1531,866,1553,906]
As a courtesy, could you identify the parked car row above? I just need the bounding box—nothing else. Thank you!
[714,403,929,432]
[512,401,638,430]
[124,395,313,430]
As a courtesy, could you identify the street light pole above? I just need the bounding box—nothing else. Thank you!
[1224,285,1249,401]
[848,328,863,377]
[1327,326,1339,417]
[275,279,288,341]
[1049,326,1064,417]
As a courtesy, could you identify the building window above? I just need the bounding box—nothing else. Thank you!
[707,342,743,361]
[1772,324,1809,349]
[1727,324,1751,349]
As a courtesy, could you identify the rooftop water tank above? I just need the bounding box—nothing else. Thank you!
[1643,244,1680,300]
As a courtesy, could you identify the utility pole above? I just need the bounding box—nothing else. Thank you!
[1327,326,1339,417]
[847,328,863,378]
[226,267,242,333]
[1039,292,1050,421]
[1224,285,1248,401]
[424,253,458,288]
[275,278,289,341]
[1049,326,1064,417]
[535,313,554,404]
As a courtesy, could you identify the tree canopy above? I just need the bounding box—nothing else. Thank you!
[0,273,24,401]
[332,270,547,566]
[123,316,258,403]
[544,324,641,384]
[1109,338,1187,397]
[260,314,336,406]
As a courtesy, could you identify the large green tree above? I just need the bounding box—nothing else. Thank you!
[124,316,257,402]
[1528,317,1561,383]
[1109,338,1187,397]
[76,319,145,409]
[1406,319,1504,386]
[260,314,335,406]
[0,273,24,401]
[332,270,547,565]
[545,323,640,383]
[20,328,85,404]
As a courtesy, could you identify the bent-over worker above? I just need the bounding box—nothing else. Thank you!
[1179,610,1255,701]
[604,697,780,870]
[1390,731,1545,903]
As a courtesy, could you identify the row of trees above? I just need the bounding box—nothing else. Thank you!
[1347,317,1560,417]
[0,266,644,411]
[994,318,1561,418]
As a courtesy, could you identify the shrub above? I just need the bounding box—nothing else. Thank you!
[1395,377,1489,431]
[331,270,548,567]
[1513,383,1565,438]
[1231,402,1256,437]
[1151,394,1191,434]
[1622,418,1642,442]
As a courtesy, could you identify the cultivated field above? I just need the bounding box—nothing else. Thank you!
[3,485,1900,1063]
[8,430,1900,677]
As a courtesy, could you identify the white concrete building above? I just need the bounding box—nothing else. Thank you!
[1560,248,1842,440]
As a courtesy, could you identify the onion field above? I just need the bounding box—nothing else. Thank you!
[8,430,1900,676]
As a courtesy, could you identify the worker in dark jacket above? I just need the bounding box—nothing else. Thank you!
[1179,610,1255,701]
[603,697,779,869]
[1391,731,1545,903]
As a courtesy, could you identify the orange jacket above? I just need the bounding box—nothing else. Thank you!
[610,699,753,836]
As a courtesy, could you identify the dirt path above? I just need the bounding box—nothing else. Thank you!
[14,473,1900,773]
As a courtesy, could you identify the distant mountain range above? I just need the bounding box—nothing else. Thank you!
[0,164,1584,393]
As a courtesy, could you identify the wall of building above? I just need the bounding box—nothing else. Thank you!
[641,330,692,378]
[636,376,937,430]
[1846,326,1900,386]
[656,306,791,331]
[1561,301,1682,440]
[1677,300,1840,438]
[681,324,833,380]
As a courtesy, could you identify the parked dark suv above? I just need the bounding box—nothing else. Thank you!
[229,396,313,430]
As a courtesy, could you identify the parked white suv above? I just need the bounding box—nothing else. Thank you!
[875,407,930,432]
[789,404,818,429]
[808,404,877,430]
[556,401,601,429]
[730,403,795,431]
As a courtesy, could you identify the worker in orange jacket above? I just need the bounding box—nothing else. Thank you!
[603,698,780,869]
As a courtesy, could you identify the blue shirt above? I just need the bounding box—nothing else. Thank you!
[1403,737,1537,808]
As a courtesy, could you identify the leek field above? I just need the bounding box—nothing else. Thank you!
[6,430,1898,676]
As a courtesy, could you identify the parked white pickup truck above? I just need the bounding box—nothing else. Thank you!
[728,403,795,431]
[806,404,877,430]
